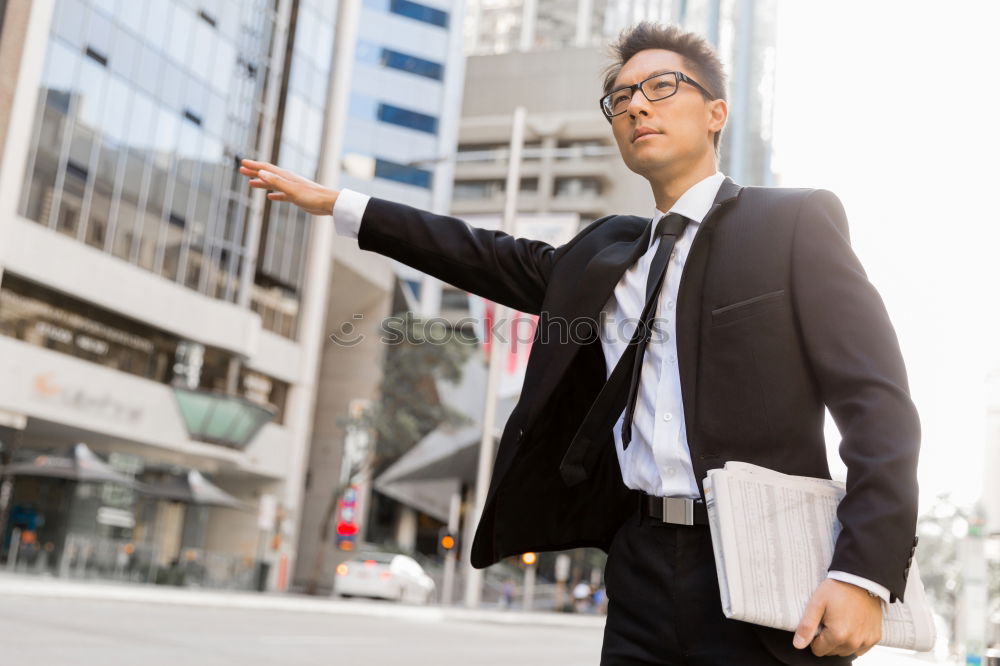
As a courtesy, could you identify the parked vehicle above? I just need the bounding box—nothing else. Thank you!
[333,551,435,605]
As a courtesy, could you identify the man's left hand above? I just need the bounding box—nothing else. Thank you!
[792,578,883,657]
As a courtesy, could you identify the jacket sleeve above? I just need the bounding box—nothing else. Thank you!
[789,188,921,603]
[356,195,602,315]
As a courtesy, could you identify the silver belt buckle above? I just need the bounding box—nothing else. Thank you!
[662,497,694,525]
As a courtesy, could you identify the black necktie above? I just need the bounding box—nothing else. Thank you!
[558,212,691,486]
[620,212,690,448]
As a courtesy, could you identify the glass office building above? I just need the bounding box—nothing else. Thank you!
[341,0,461,212]
[19,0,269,300]
[16,0,339,338]
[0,0,343,591]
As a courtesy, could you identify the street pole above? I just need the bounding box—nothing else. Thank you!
[463,106,527,608]
[554,552,571,612]
[523,557,536,611]
[440,487,461,605]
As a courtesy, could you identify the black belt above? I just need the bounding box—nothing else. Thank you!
[642,493,709,526]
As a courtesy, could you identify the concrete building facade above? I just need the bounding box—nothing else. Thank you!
[0,0,358,591]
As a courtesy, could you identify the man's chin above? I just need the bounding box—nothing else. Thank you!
[628,156,676,178]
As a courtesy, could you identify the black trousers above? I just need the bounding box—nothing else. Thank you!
[600,491,854,666]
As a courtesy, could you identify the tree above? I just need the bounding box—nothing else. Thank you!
[305,312,475,594]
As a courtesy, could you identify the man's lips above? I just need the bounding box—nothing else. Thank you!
[632,128,660,142]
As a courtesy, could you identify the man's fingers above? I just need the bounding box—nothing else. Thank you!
[257,160,300,183]
[240,159,299,183]
[258,169,294,192]
[241,158,280,174]
[809,625,838,656]
[793,598,824,649]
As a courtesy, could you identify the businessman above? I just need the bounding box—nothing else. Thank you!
[240,21,920,666]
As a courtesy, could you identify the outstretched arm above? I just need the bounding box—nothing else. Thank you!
[240,158,575,314]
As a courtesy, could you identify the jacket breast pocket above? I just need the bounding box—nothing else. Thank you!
[711,289,786,327]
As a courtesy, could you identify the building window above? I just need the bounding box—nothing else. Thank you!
[0,273,175,382]
[250,281,300,340]
[374,157,432,189]
[241,369,289,425]
[389,0,448,28]
[380,48,443,81]
[555,139,615,160]
[377,103,438,135]
[439,287,469,311]
[16,3,272,307]
[453,177,538,200]
[554,176,602,198]
[0,272,290,426]
[456,141,544,163]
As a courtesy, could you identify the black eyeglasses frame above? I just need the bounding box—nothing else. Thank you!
[600,70,715,122]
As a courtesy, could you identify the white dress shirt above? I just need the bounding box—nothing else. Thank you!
[330,178,889,604]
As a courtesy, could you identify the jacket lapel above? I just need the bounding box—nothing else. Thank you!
[520,220,651,432]
[675,177,743,464]
[521,176,743,438]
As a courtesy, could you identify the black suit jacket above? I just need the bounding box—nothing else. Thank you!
[355,176,920,620]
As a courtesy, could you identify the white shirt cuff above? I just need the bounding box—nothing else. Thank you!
[331,187,370,239]
[827,570,891,604]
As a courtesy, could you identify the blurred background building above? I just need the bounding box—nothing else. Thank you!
[0,0,781,601]
[292,0,469,593]
[0,0,354,591]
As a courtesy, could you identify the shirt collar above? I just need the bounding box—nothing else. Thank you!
[647,171,726,250]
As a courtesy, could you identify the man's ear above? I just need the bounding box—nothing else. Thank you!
[708,98,728,134]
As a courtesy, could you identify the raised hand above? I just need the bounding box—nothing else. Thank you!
[238,158,337,216]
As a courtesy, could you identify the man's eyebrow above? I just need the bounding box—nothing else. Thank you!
[611,68,675,91]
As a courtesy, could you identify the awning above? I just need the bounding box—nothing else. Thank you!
[139,469,253,511]
[1,442,140,488]
[171,387,275,449]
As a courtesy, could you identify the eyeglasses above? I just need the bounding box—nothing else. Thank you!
[600,71,714,121]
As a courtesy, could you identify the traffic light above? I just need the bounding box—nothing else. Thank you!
[335,520,358,550]
[438,527,457,556]
[336,520,358,537]
[521,551,537,566]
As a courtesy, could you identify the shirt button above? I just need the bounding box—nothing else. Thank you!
[663,413,673,422]
[668,354,676,364]
[666,467,676,477]
[667,300,675,310]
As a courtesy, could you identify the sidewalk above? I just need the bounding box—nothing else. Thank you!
[0,572,606,629]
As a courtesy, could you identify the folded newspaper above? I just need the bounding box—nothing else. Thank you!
[702,461,935,651]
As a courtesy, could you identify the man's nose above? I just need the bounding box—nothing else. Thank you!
[627,88,651,118]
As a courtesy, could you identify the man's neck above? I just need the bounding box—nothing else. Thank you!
[648,157,719,213]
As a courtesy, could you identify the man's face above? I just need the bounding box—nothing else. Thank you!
[607,49,725,178]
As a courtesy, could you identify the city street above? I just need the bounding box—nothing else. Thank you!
[0,574,951,666]
[0,592,604,666]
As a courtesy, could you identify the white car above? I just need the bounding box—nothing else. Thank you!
[333,551,436,605]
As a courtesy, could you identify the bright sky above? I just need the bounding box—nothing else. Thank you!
[771,0,1000,510]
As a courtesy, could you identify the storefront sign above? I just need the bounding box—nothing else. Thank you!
[31,373,143,424]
